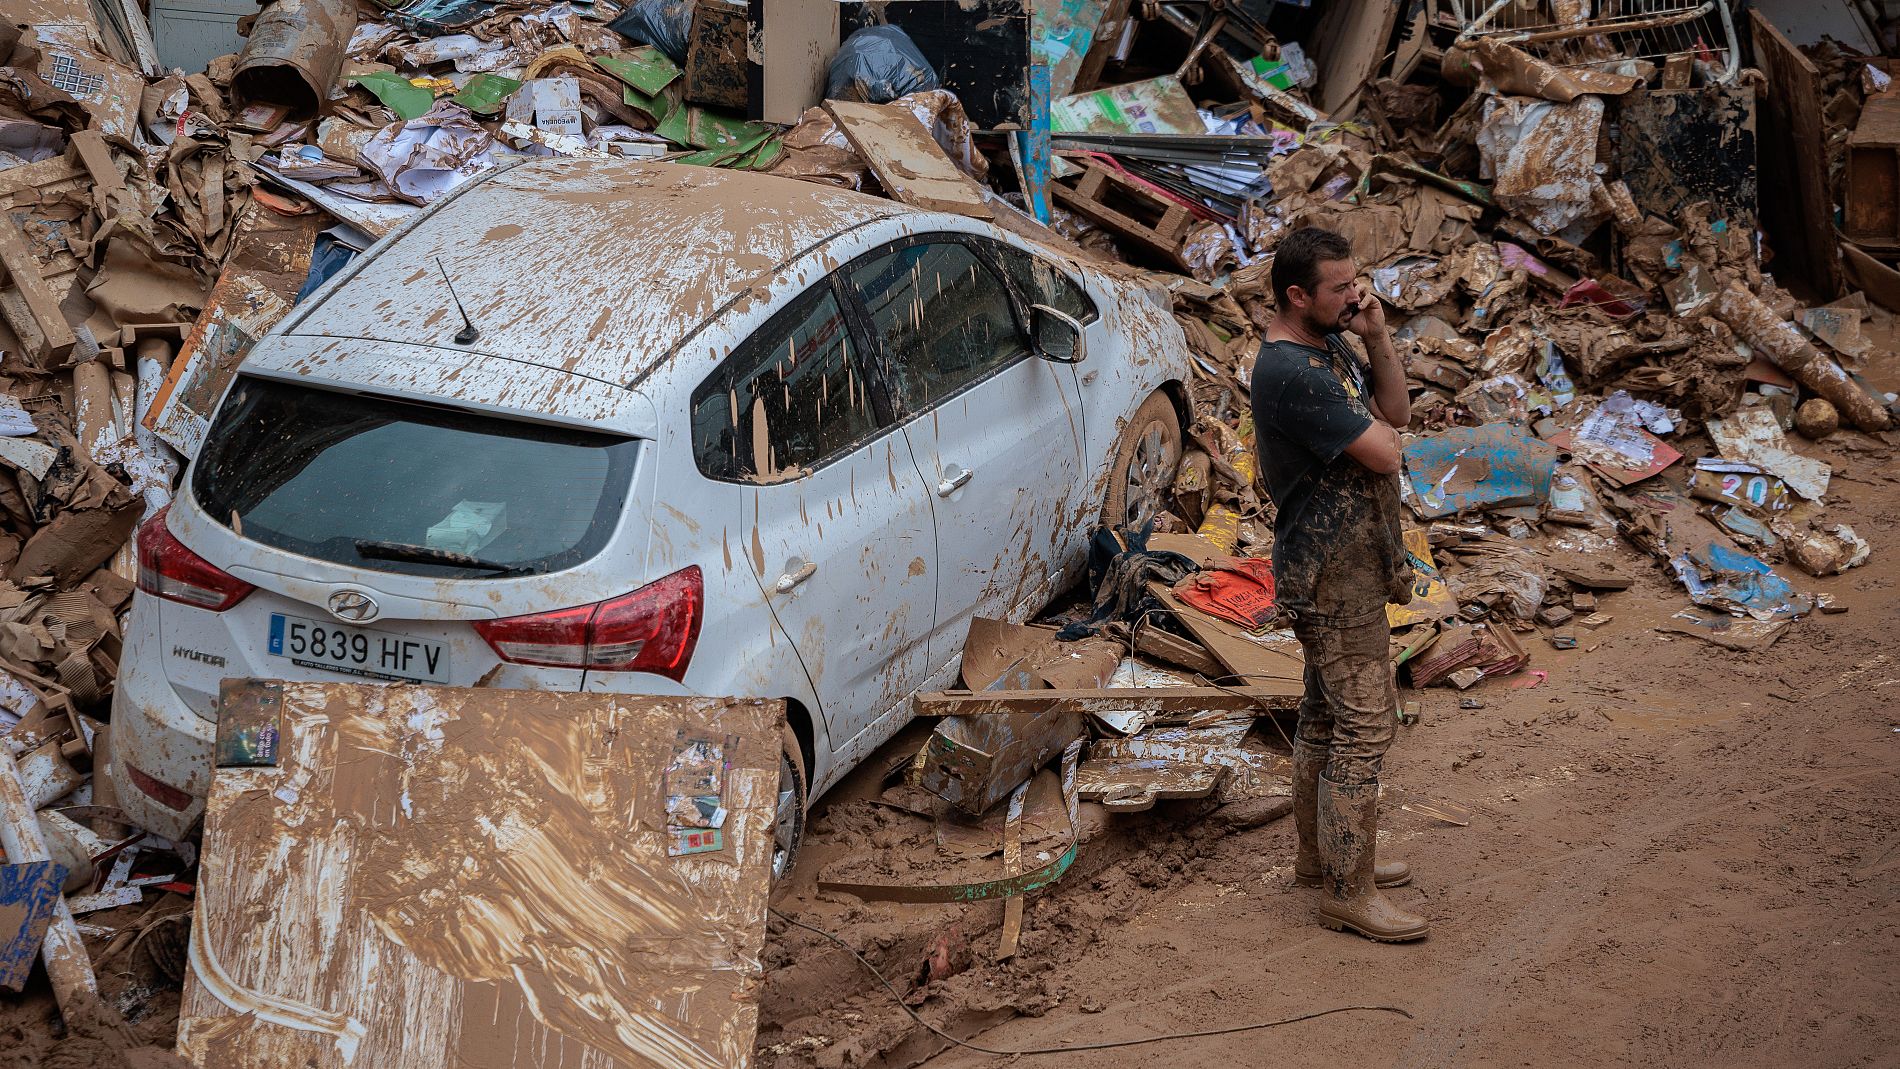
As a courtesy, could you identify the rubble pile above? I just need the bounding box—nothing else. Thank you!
[0,0,1896,1056]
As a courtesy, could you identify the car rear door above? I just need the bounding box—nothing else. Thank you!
[700,276,938,750]
[840,235,1087,667]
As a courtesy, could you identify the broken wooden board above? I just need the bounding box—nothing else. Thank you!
[914,683,1301,719]
[1751,10,1844,298]
[179,682,783,1069]
[145,201,322,458]
[0,152,87,366]
[1148,582,1305,689]
[1310,0,1401,116]
[825,99,993,220]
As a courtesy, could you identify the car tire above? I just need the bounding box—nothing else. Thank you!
[1102,390,1183,532]
[772,725,808,882]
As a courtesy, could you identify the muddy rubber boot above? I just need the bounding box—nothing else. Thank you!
[1315,774,1429,942]
[1293,742,1410,888]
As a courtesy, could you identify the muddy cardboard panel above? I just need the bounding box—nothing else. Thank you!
[179,682,783,1069]
[839,0,1031,129]
[144,203,322,458]
[1613,87,1756,234]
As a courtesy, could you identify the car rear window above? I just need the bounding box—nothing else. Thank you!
[192,377,637,579]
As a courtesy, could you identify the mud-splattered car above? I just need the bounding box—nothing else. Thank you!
[109,159,1194,873]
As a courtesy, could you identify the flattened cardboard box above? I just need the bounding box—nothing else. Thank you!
[180,682,782,1069]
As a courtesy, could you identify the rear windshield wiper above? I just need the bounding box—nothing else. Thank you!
[353,539,523,575]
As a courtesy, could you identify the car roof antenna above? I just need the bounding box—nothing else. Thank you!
[435,257,481,345]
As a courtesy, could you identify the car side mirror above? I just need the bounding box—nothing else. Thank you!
[1031,304,1085,364]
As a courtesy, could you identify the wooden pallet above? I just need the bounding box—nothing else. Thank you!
[1049,162,1195,270]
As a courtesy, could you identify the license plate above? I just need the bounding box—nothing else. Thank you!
[267,614,450,684]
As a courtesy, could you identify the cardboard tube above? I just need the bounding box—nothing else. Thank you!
[1713,281,1892,432]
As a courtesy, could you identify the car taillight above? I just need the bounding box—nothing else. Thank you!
[472,566,703,681]
[136,506,255,612]
[126,762,194,811]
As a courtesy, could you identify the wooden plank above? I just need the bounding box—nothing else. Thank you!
[1070,0,1130,93]
[826,99,994,220]
[1149,582,1306,689]
[1311,0,1401,116]
[0,210,75,365]
[1133,625,1221,677]
[914,684,1302,718]
[1752,10,1844,298]
[994,779,1028,960]
[179,682,783,1069]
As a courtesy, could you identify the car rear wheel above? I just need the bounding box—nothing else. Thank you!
[1102,391,1183,532]
[772,726,808,881]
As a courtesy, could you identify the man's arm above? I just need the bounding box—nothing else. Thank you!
[1342,419,1403,476]
[1346,285,1412,430]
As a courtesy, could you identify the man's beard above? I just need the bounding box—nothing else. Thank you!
[1300,308,1343,338]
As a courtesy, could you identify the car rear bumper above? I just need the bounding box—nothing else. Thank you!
[106,617,214,840]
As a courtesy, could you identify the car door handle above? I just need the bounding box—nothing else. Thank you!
[937,467,974,497]
[774,561,818,594]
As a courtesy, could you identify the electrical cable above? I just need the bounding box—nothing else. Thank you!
[770,908,1414,1057]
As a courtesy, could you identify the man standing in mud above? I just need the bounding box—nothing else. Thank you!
[1251,225,1427,942]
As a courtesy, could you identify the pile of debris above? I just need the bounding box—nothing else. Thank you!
[1,0,1897,1058]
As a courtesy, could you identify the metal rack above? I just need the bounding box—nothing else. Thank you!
[1451,0,1742,85]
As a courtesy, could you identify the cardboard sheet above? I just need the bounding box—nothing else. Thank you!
[180,682,783,1069]
[144,202,323,458]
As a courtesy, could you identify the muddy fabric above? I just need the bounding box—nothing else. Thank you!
[1292,612,1397,784]
[1056,525,1198,640]
[1250,335,1412,620]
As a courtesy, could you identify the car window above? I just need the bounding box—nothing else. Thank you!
[691,282,881,482]
[194,377,636,578]
[987,241,1099,325]
[849,241,1031,414]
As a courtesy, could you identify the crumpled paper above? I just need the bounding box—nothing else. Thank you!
[1476,95,1610,235]
[359,100,498,204]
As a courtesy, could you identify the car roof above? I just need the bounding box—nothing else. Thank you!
[281,158,912,387]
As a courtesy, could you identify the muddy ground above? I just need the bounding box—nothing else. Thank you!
[4,443,1896,1069]
[758,427,1900,1069]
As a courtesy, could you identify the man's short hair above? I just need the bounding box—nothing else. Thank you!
[1272,226,1355,309]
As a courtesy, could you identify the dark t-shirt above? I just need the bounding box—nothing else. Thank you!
[1250,334,1412,623]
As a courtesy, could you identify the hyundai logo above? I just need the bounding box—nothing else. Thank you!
[328,590,379,622]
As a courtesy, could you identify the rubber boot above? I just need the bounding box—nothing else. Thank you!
[1315,774,1429,942]
[1293,741,1410,888]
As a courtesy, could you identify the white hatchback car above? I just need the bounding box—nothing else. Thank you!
[109,159,1192,872]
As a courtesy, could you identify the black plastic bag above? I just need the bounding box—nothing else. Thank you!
[609,0,694,64]
[825,26,940,104]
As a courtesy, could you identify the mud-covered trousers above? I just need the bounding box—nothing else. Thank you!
[1291,602,1397,785]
